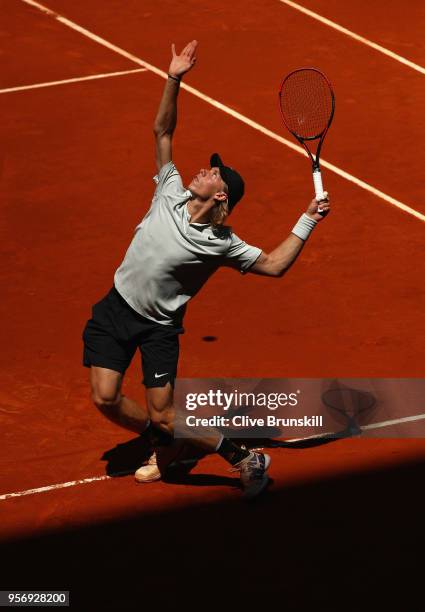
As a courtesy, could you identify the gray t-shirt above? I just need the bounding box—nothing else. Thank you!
[114,162,262,326]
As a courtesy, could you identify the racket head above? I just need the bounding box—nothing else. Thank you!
[278,68,335,141]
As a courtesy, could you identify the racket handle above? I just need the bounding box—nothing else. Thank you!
[313,168,328,213]
[312,168,325,201]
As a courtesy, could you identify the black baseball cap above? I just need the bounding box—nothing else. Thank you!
[210,153,245,211]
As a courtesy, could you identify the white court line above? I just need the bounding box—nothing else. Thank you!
[19,0,425,223]
[279,0,425,76]
[1,412,425,501]
[288,412,425,442]
[0,475,110,501]
[361,412,425,431]
[0,68,147,94]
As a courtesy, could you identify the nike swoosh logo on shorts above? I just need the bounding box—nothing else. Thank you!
[155,372,169,378]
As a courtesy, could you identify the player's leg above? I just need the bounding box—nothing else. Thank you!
[145,383,271,498]
[139,321,271,497]
[146,382,220,449]
[82,286,150,434]
[135,324,204,482]
[89,365,150,434]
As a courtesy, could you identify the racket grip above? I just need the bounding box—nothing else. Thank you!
[312,168,325,201]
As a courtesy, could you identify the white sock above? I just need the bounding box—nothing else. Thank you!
[214,434,224,451]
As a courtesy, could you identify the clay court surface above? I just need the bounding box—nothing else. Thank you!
[1,1,424,608]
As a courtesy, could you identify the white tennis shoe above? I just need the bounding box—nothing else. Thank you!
[230,451,271,499]
[134,448,199,483]
[134,451,161,483]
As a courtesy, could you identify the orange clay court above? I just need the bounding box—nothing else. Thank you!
[0,1,424,609]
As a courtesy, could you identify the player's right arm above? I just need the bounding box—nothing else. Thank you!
[153,40,198,172]
[249,195,331,277]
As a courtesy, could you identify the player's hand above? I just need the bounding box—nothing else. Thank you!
[169,40,198,78]
[305,192,330,221]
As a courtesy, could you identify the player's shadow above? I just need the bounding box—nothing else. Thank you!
[101,382,376,482]
[163,470,273,493]
[101,437,236,487]
[101,436,152,477]
[163,470,238,487]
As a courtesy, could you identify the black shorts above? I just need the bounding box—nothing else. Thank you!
[82,286,183,388]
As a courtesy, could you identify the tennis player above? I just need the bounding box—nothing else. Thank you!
[82,40,330,499]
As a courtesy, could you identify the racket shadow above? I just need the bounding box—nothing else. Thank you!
[321,380,377,434]
[240,382,377,450]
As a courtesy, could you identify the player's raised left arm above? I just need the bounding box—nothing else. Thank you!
[249,194,330,277]
[153,40,198,172]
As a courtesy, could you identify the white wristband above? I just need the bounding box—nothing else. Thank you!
[291,213,317,241]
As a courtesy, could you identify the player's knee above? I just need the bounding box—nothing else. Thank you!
[92,387,121,413]
[89,367,123,414]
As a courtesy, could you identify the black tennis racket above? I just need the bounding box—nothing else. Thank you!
[278,68,335,209]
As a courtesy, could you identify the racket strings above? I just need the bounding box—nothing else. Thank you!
[280,70,333,140]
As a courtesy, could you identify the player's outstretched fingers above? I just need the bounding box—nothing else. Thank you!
[188,40,198,59]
